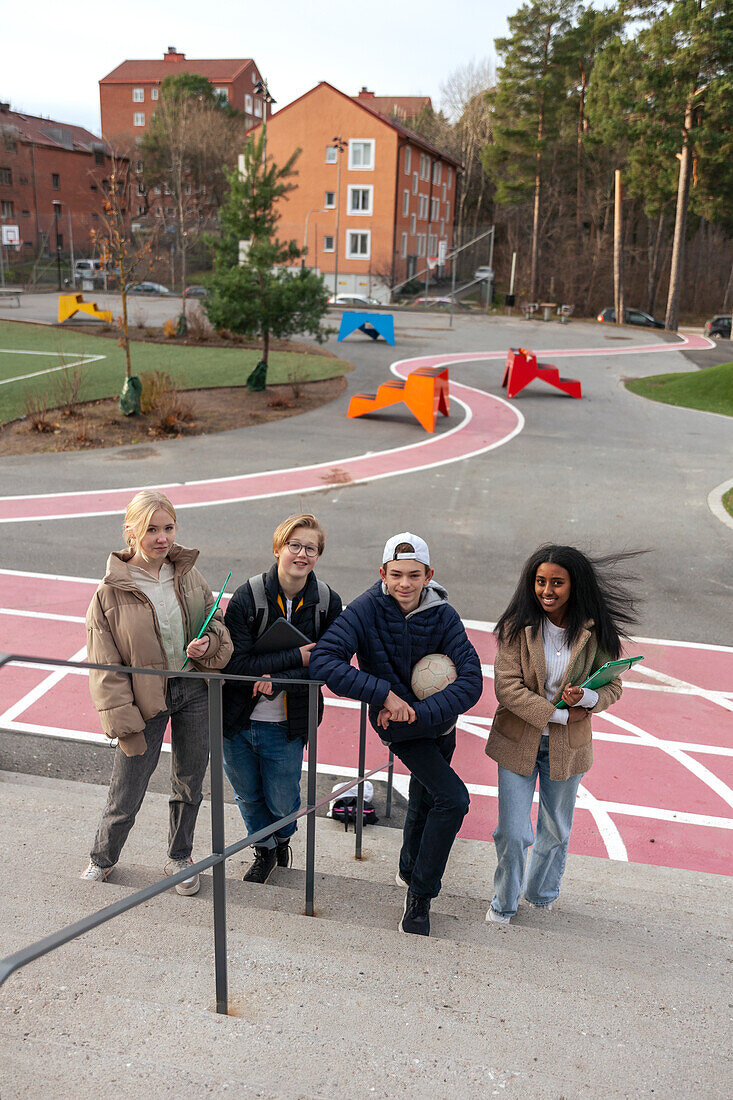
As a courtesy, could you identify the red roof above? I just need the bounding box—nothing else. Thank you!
[0,106,109,152]
[354,92,432,120]
[100,57,256,84]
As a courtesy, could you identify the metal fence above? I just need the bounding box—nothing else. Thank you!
[0,653,394,1014]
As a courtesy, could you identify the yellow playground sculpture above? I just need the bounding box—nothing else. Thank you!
[57,293,113,324]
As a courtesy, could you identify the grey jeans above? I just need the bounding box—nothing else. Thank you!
[90,677,209,869]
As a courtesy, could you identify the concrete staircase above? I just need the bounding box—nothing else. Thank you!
[0,769,727,1099]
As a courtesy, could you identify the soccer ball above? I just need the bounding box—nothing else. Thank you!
[411,653,457,699]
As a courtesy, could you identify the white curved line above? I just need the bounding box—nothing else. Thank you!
[600,711,733,810]
[707,477,733,532]
[576,782,628,861]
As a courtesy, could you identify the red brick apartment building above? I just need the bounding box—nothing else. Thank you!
[0,103,120,257]
[99,47,270,145]
[253,83,460,300]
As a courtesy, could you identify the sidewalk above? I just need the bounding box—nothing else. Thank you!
[0,769,728,1098]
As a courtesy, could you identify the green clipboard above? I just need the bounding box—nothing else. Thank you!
[555,655,644,708]
[180,571,231,671]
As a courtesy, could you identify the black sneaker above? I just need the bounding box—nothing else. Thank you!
[276,841,292,868]
[242,846,277,883]
[400,889,431,936]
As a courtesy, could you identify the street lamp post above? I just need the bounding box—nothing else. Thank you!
[332,136,346,298]
[253,79,276,168]
[302,208,326,271]
[53,201,63,289]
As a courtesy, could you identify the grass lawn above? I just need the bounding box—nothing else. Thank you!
[625,361,733,417]
[0,320,352,425]
[723,488,733,519]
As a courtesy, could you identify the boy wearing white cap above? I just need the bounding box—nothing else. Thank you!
[311,533,483,935]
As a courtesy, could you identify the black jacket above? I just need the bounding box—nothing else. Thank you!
[222,564,342,742]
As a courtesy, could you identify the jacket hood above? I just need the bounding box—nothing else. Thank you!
[104,543,200,589]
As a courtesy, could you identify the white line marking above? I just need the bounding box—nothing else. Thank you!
[634,663,733,712]
[0,607,85,624]
[577,783,628,861]
[0,645,87,724]
[0,353,106,386]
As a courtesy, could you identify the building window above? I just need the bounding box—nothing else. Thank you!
[137,181,145,195]
[431,197,440,221]
[401,232,407,258]
[429,233,437,253]
[417,234,426,257]
[346,230,370,258]
[137,206,144,215]
[22,209,30,217]
[404,147,411,174]
[410,213,416,235]
[348,140,374,170]
[136,160,143,173]
[95,150,104,166]
[447,167,452,187]
[151,87,159,101]
[324,190,335,209]
[412,172,418,195]
[419,154,429,180]
[442,183,447,202]
[184,183,191,195]
[90,183,97,191]
[245,93,253,113]
[432,161,441,184]
[325,145,337,163]
[133,88,144,102]
[419,195,428,220]
[323,235,334,252]
[0,167,11,186]
[445,201,450,221]
[254,99,263,117]
[1,200,14,217]
[51,173,60,190]
[402,189,409,216]
[215,87,228,102]
[440,219,445,236]
[348,185,373,215]
[134,112,145,127]
[4,132,17,152]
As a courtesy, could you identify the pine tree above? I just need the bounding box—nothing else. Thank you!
[204,132,330,372]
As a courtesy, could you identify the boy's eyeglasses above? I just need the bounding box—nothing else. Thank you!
[285,541,319,558]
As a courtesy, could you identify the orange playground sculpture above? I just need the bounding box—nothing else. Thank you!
[348,365,450,433]
[502,347,582,399]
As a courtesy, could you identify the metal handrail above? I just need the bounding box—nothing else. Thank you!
[0,652,395,1014]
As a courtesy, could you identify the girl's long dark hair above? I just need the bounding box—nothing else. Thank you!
[495,545,643,658]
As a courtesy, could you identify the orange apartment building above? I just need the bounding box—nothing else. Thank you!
[99,47,271,145]
[0,102,120,258]
[252,83,460,300]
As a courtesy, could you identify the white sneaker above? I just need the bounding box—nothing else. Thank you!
[525,900,553,911]
[165,857,200,896]
[395,870,411,888]
[486,907,511,925]
[80,861,112,882]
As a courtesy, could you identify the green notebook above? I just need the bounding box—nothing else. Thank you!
[555,655,644,708]
[180,571,231,671]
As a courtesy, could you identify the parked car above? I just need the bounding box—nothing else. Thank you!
[596,307,664,329]
[327,294,381,307]
[184,285,210,299]
[473,266,494,281]
[413,297,470,311]
[125,282,172,295]
[704,314,732,339]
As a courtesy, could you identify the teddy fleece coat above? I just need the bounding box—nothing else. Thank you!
[86,545,233,754]
[310,580,483,743]
[487,621,622,781]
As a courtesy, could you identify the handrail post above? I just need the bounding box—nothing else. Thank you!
[385,750,394,819]
[208,677,228,1015]
[355,702,367,860]
[305,682,318,916]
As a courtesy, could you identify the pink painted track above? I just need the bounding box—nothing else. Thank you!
[2,570,731,877]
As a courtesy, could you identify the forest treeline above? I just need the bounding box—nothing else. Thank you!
[409,0,732,324]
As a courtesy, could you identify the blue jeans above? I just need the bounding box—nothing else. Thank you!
[491,737,583,918]
[392,729,470,900]
[223,721,304,850]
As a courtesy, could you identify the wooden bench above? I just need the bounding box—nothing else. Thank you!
[348,365,450,432]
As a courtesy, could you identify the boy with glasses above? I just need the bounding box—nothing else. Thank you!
[222,514,342,882]
[311,533,482,935]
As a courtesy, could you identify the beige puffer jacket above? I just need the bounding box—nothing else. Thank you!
[86,544,233,753]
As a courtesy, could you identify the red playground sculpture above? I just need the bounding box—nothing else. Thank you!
[502,347,582,399]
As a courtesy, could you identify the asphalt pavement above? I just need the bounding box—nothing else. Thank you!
[1,297,730,644]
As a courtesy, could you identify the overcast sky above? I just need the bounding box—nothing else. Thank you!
[2,0,520,134]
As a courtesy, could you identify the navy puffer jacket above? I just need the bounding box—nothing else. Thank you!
[310,580,483,743]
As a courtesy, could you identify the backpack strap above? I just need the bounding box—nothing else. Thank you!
[248,573,269,637]
[314,579,331,637]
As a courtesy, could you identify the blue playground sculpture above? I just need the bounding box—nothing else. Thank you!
[337,311,395,346]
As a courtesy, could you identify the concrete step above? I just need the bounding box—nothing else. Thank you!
[0,770,728,1099]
